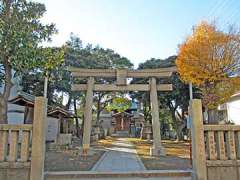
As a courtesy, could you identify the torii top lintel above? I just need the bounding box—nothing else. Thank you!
[69,67,177,92]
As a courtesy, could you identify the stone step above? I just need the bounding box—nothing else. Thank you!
[45,170,192,180]
[112,131,129,137]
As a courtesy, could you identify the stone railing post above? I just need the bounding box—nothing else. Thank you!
[30,97,47,180]
[190,99,207,180]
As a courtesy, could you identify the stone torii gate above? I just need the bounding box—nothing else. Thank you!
[70,67,176,156]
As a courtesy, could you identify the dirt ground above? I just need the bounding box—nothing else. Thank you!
[96,137,192,170]
[126,138,192,170]
[44,147,105,171]
[44,137,191,171]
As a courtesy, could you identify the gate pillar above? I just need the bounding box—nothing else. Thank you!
[82,77,94,154]
[190,99,207,180]
[149,77,165,156]
[30,97,47,180]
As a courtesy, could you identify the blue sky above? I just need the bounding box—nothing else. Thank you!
[36,0,240,67]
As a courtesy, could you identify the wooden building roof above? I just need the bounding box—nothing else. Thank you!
[112,111,134,117]
[47,107,74,118]
[9,91,35,107]
[9,91,74,118]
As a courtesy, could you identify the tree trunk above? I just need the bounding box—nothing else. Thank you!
[96,92,104,125]
[0,61,13,124]
[73,98,80,137]
[170,108,184,141]
[170,110,177,139]
[43,74,48,98]
[81,114,84,138]
[176,123,185,141]
[208,109,219,124]
[96,98,101,125]
[0,2,12,124]
[66,93,72,110]
[176,110,186,141]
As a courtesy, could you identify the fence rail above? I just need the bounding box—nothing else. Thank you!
[204,125,240,161]
[204,125,240,131]
[0,124,32,166]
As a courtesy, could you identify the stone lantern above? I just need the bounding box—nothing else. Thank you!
[144,120,152,141]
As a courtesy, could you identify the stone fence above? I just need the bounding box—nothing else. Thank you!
[190,99,240,180]
[204,125,240,180]
[0,124,32,179]
[0,97,47,180]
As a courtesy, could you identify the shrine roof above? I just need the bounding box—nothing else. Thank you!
[47,107,74,118]
[9,91,74,118]
[112,111,134,117]
[9,91,35,107]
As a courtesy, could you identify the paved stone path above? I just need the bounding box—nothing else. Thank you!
[92,138,146,172]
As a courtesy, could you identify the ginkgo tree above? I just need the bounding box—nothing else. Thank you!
[106,97,132,113]
[176,21,240,122]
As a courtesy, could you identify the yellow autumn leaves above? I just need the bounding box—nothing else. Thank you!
[176,22,240,109]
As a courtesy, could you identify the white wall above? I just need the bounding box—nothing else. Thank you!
[8,108,25,124]
[227,99,240,125]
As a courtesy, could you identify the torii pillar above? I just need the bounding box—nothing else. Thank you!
[150,77,165,156]
[82,77,94,154]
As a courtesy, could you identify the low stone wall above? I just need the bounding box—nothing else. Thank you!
[206,160,240,180]
[0,167,30,180]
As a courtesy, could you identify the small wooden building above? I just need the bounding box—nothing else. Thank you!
[99,110,145,137]
[9,91,74,144]
[112,111,133,132]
